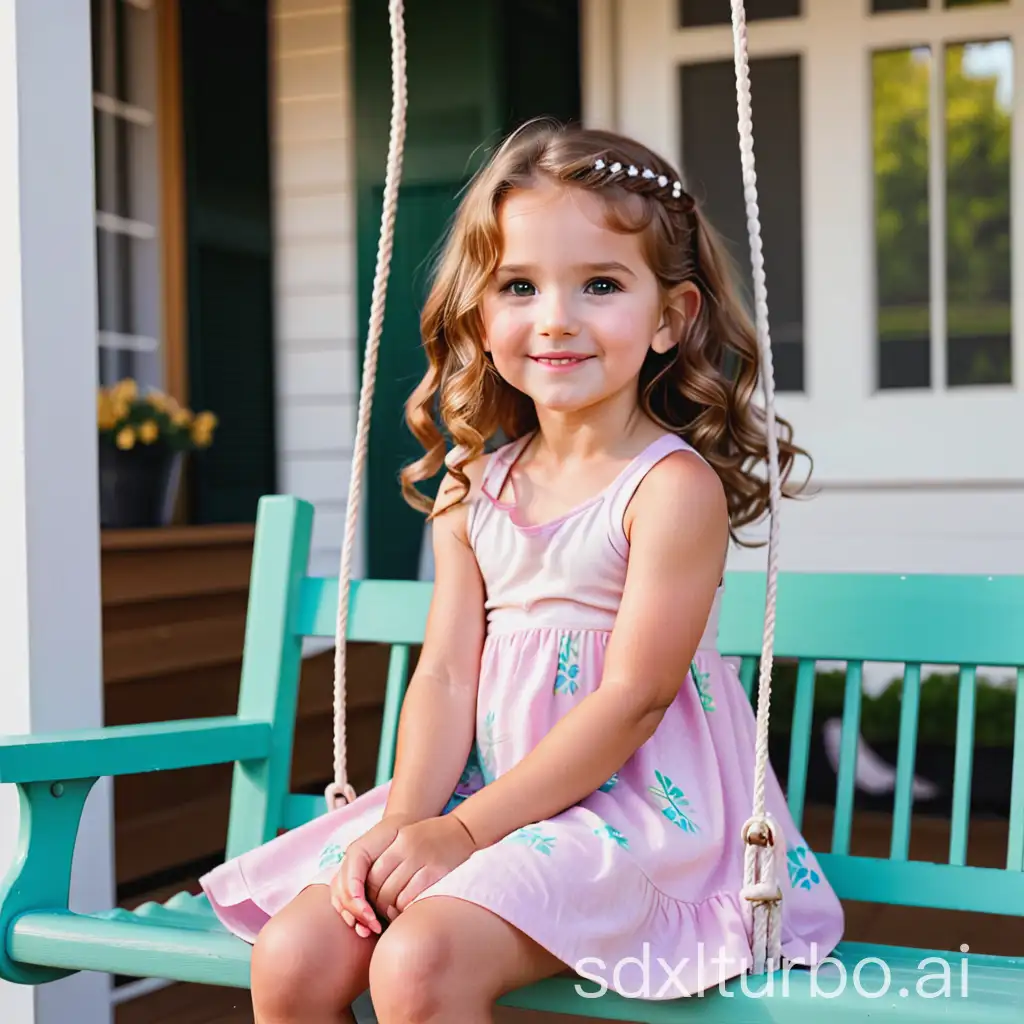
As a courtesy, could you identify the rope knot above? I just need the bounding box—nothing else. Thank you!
[325,781,359,811]
[741,815,777,848]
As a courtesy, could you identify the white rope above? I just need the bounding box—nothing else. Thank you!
[730,0,786,975]
[326,0,408,811]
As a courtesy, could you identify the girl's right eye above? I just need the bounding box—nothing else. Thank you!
[502,280,536,297]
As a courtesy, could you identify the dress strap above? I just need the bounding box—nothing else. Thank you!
[480,432,534,503]
[606,433,704,557]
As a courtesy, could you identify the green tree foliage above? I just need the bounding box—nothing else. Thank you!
[873,42,1011,369]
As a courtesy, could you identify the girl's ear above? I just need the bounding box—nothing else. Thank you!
[652,281,702,355]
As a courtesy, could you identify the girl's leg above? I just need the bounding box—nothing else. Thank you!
[250,884,377,1024]
[368,895,567,1024]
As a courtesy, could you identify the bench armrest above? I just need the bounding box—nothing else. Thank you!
[0,717,272,784]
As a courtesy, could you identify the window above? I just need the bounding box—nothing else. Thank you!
[873,37,1013,389]
[679,0,800,28]
[91,0,164,389]
[680,55,805,392]
[873,0,1008,11]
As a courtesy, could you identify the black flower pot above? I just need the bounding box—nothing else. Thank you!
[98,440,184,528]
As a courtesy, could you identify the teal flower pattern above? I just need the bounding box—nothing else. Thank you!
[318,842,345,871]
[648,770,700,833]
[554,633,582,695]
[787,845,821,890]
[477,711,506,785]
[594,822,629,849]
[691,660,715,712]
[507,825,557,856]
[598,772,619,793]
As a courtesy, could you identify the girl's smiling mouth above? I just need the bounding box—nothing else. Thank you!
[529,352,595,369]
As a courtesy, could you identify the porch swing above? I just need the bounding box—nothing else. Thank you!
[2,0,1024,1019]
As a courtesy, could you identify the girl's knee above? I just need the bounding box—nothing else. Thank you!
[369,914,461,1021]
[251,887,372,1020]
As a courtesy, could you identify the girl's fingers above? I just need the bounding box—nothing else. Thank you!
[394,866,437,914]
[338,847,381,932]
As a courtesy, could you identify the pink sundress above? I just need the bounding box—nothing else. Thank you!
[200,431,844,998]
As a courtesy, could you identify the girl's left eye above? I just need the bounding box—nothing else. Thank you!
[584,278,620,296]
[503,280,536,297]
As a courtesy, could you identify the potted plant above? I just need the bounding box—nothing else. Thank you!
[97,378,218,528]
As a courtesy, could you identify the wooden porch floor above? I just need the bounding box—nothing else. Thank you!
[114,806,1024,1024]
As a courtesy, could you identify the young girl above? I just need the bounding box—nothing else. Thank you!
[200,122,843,1022]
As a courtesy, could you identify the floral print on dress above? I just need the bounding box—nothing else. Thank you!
[598,772,619,793]
[477,711,506,785]
[691,660,715,712]
[442,747,488,813]
[554,633,582,695]
[787,845,822,890]
[594,822,630,849]
[318,843,345,871]
[648,770,700,833]
[507,825,557,855]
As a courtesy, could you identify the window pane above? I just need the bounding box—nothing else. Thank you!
[946,40,1012,387]
[874,48,931,389]
[945,0,1009,8]
[680,56,804,392]
[872,0,928,11]
[679,0,799,29]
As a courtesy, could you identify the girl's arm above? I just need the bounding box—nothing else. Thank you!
[381,467,488,823]
[450,450,728,849]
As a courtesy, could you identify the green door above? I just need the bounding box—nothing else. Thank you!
[353,0,581,578]
[179,0,277,524]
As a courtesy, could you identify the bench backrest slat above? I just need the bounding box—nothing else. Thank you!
[889,662,922,861]
[949,666,978,867]
[784,659,817,830]
[1007,667,1024,871]
[237,499,1024,916]
[717,571,1024,666]
[830,661,864,857]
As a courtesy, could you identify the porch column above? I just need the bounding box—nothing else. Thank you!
[0,4,114,1024]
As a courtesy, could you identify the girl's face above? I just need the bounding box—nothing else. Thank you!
[480,179,680,418]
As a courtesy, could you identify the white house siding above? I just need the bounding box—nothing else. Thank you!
[727,486,1024,576]
[271,0,361,581]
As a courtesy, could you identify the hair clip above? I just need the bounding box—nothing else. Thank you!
[593,158,685,202]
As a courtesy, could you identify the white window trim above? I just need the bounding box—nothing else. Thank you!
[603,0,1023,486]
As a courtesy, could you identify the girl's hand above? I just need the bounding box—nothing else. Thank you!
[365,814,478,921]
[330,812,414,937]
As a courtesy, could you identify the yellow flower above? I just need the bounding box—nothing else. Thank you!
[172,408,193,427]
[112,378,138,403]
[190,410,218,449]
[191,424,213,448]
[97,393,118,431]
[139,420,159,444]
[115,426,136,450]
[146,390,168,413]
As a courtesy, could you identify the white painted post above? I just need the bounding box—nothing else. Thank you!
[0,3,114,1024]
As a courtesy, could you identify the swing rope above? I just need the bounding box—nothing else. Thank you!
[730,0,786,975]
[324,0,408,812]
[325,0,785,978]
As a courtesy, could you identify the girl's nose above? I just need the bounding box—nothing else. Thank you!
[537,293,580,338]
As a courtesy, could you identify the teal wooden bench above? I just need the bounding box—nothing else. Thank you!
[2,495,1023,1020]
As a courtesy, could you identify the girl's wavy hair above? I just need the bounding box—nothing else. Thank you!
[400,121,810,544]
